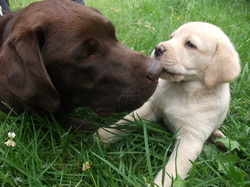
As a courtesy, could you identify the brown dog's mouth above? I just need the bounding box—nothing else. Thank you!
[98,111,114,117]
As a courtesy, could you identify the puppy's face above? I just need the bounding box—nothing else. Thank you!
[152,22,240,87]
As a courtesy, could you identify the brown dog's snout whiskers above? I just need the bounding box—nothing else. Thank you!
[154,45,166,57]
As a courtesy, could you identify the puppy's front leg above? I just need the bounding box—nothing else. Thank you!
[96,101,157,143]
[94,114,135,143]
[152,135,204,187]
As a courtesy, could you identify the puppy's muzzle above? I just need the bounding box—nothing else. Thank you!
[154,45,166,57]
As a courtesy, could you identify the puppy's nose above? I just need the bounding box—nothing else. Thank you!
[154,45,166,57]
[145,59,162,82]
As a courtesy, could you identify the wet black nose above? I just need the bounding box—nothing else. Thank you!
[154,45,166,57]
[145,59,162,82]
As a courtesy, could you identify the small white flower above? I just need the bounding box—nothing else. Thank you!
[82,161,91,171]
[4,132,16,147]
[8,132,16,139]
[4,139,16,147]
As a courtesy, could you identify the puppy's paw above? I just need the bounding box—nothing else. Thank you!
[94,127,121,143]
[209,129,226,142]
[149,169,173,187]
[209,129,226,147]
[213,129,226,138]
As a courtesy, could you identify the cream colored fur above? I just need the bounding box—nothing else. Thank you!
[96,22,240,187]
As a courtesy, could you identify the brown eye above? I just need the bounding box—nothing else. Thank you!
[186,41,196,49]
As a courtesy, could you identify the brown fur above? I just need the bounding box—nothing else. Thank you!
[0,0,162,130]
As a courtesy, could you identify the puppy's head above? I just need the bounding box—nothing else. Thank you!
[152,22,240,88]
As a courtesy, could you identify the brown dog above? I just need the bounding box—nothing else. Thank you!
[0,0,161,129]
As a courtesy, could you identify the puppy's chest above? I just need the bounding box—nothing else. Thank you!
[157,91,192,115]
[153,82,222,118]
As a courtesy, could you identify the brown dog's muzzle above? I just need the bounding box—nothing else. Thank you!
[145,58,162,82]
[93,44,162,115]
[85,51,162,116]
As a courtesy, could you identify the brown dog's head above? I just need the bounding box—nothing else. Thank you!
[0,0,161,116]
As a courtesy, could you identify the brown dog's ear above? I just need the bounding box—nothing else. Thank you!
[0,29,60,112]
[204,39,241,88]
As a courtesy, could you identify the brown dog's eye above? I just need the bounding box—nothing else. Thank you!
[186,41,196,49]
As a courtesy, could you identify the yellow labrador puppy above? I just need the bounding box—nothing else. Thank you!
[96,22,240,186]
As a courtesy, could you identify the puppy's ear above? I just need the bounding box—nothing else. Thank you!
[204,39,240,88]
[0,28,60,112]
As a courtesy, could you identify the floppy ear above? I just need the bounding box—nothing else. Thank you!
[0,28,60,112]
[204,39,240,88]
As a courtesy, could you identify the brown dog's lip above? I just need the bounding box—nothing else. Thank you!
[97,111,114,117]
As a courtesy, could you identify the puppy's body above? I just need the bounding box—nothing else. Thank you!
[97,22,240,186]
[135,79,230,186]
[144,79,230,136]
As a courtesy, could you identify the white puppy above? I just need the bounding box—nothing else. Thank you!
[96,22,240,186]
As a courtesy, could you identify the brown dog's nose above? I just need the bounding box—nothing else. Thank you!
[154,45,166,57]
[145,59,162,81]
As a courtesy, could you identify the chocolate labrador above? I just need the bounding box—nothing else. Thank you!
[0,0,162,130]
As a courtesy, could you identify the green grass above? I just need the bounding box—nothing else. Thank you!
[1,0,249,186]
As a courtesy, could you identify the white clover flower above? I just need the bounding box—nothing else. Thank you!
[4,132,16,147]
[4,139,16,147]
[8,132,16,139]
[82,161,91,171]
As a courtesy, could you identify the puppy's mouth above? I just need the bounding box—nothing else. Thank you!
[160,67,185,81]
[161,68,181,76]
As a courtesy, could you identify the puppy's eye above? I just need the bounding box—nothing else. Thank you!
[186,41,196,49]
